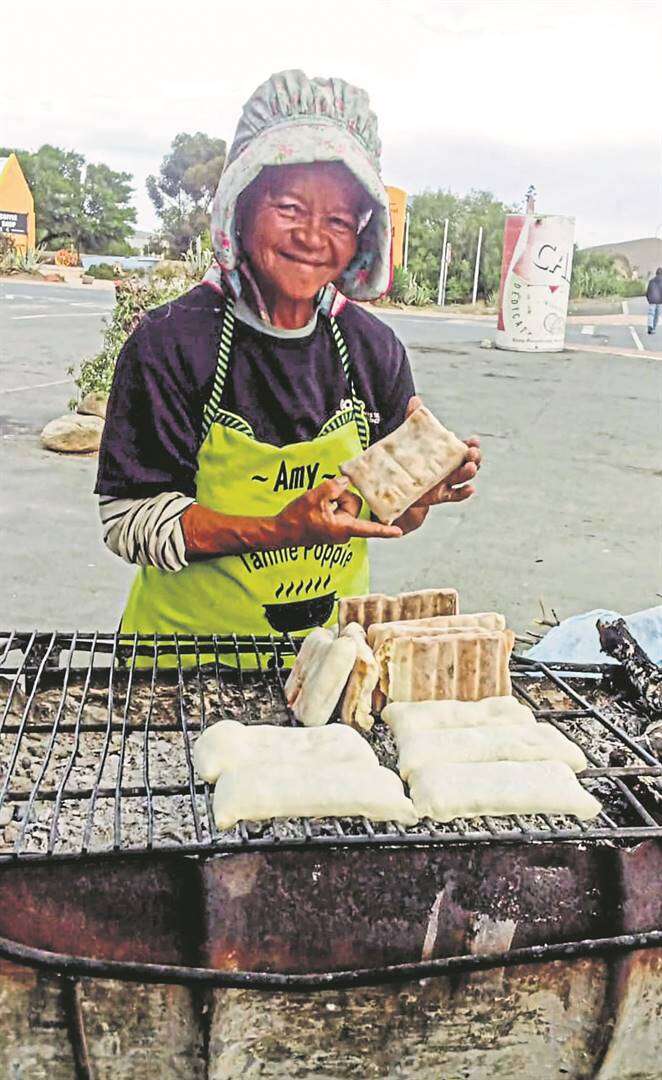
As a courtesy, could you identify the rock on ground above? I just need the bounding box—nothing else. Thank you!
[40,414,104,453]
[77,391,109,419]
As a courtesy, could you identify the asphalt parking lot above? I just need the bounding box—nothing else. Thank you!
[1,279,660,636]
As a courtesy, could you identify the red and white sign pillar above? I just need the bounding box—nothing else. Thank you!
[495,214,575,352]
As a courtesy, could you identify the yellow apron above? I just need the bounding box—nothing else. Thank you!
[121,297,370,662]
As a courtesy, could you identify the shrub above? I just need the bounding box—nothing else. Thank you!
[85,262,123,280]
[182,234,213,278]
[570,250,640,299]
[55,248,80,267]
[152,260,190,283]
[103,239,139,257]
[386,265,434,306]
[387,265,411,303]
[0,245,48,274]
[71,274,192,398]
[620,278,646,298]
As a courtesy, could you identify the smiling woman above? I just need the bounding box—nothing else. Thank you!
[94,69,479,652]
[236,162,372,327]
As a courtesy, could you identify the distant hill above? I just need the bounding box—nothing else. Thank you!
[580,237,662,281]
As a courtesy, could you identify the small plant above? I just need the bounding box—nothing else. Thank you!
[409,276,433,305]
[152,260,191,284]
[182,234,213,278]
[71,274,193,398]
[0,244,48,274]
[385,265,433,306]
[55,248,79,267]
[387,265,411,303]
[85,263,123,280]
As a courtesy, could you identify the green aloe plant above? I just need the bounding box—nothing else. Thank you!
[182,234,213,278]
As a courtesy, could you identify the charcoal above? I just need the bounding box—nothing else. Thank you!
[597,617,662,717]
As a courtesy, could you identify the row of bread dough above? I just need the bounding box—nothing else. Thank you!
[193,718,417,829]
[382,698,601,822]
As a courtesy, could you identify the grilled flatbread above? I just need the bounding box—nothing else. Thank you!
[284,627,334,705]
[291,634,357,727]
[397,723,587,780]
[338,588,458,633]
[382,630,515,702]
[341,405,468,523]
[407,760,601,822]
[373,626,494,698]
[213,763,418,830]
[339,623,379,731]
[367,612,505,651]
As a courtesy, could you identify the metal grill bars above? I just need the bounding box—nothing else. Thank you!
[0,630,660,864]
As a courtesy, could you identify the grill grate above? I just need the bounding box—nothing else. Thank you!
[0,630,660,864]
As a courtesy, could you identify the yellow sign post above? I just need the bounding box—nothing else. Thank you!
[386,185,407,268]
[0,153,36,251]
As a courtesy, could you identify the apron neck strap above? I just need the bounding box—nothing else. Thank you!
[329,316,370,451]
[202,298,369,451]
[202,296,236,442]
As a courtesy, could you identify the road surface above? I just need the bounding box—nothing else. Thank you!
[1,279,659,637]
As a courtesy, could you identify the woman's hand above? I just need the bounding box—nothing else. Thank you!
[394,395,482,535]
[276,476,402,546]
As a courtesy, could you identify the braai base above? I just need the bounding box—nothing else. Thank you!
[1,952,660,1079]
[0,842,661,1078]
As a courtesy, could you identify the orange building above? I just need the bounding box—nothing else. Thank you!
[0,153,36,250]
[386,185,407,267]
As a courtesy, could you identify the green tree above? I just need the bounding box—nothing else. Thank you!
[408,189,513,303]
[147,132,226,256]
[79,163,136,252]
[0,145,136,252]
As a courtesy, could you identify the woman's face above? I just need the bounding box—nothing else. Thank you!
[239,162,365,304]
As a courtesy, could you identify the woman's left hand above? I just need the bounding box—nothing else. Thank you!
[393,395,482,535]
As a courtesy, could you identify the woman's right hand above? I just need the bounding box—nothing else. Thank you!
[276,477,402,546]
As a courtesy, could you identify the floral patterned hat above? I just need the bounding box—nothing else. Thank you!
[206,69,392,302]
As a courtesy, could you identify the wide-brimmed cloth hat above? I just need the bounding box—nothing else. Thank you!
[204,69,392,304]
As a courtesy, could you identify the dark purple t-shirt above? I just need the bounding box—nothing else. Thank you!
[95,284,415,499]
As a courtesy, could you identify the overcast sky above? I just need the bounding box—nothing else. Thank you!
[3,0,660,246]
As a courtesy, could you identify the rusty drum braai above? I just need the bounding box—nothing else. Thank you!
[1,630,661,1079]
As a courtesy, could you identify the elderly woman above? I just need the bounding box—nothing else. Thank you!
[96,70,480,642]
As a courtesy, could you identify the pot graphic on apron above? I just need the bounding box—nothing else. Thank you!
[121,297,371,663]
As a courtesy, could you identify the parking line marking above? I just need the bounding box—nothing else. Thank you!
[580,325,595,335]
[628,326,644,351]
[0,377,71,394]
[11,311,108,320]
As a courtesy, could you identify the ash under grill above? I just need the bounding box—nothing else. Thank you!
[1,630,661,863]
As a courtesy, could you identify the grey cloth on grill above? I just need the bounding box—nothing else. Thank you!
[99,492,194,572]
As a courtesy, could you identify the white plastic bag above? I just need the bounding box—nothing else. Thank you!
[526,606,662,665]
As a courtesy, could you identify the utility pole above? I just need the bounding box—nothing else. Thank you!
[441,243,451,307]
[471,226,483,305]
[437,217,449,306]
[403,209,410,270]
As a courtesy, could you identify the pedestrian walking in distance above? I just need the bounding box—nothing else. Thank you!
[646,266,662,334]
